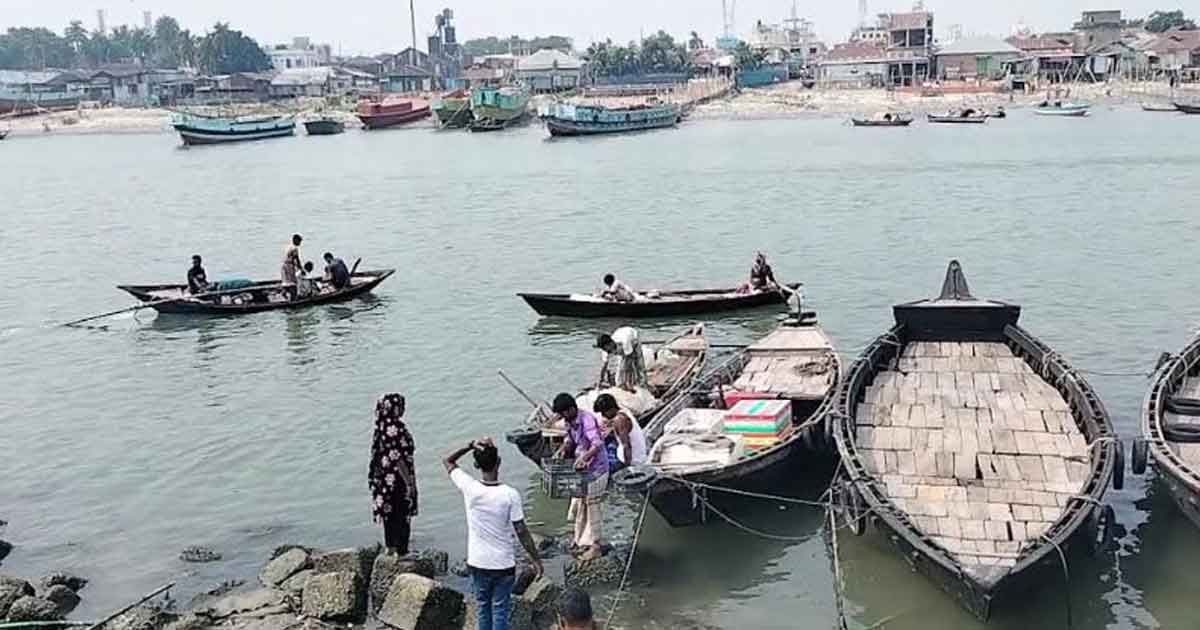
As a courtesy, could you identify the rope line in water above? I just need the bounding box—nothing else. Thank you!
[1040,534,1074,630]
[603,493,650,630]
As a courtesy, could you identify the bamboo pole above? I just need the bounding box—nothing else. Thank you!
[86,583,174,630]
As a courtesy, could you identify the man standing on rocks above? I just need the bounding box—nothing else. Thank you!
[445,438,543,630]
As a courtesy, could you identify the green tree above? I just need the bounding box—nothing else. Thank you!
[0,27,75,69]
[688,31,705,51]
[1145,10,1197,32]
[64,21,88,57]
[152,15,183,67]
[198,22,269,74]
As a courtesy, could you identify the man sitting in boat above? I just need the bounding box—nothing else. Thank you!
[323,252,351,289]
[596,327,647,392]
[297,262,319,299]
[187,255,209,294]
[593,393,648,471]
[739,252,779,293]
[598,274,636,302]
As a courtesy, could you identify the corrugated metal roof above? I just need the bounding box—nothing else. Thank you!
[888,12,931,31]
[938,36,1021,56]
[0,70,63,85]
[516,49,583,72]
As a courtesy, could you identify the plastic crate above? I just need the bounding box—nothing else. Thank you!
[540,458,584,499]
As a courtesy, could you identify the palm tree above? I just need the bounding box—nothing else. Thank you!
[688,31,705,51]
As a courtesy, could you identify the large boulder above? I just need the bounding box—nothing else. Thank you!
[107,606,178,630]
[0,577,35,618]
[564,551,627,589]
[41,572,88,592]
[377,574,463,630]
[300,572,364,623]
[42,584,81,616]
[510,579,562,630]
[6,596,63,622]
[311,547,376,584]
[259,549,310,588]
[278,570,313,595]
[369,554,435,613]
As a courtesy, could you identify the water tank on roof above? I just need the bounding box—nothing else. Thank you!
[444,26,456,44]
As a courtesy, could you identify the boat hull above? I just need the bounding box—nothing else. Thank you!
[434,98,472,128]
[546,115,679,137]
[1034,108,1089,117]
[851,119,912,127]
[1141,336,1200,531]
[927,115,987,124]
[518,285,796,318]
[304,119,345,135]
[359,108,431,130]
[117,270,393,315]
[0,95,81,115]
[1175,103,1200,115]
[177,126,295,145]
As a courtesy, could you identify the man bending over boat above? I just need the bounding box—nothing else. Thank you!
[323,252,351,290]
[749,252,779,291]
[187,255,209,294]
[552,393,609,561]
[596,327,647,392]
[598,274,636,302]
[593,393,648,471]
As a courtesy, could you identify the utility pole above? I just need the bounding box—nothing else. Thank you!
[409,0,418,66]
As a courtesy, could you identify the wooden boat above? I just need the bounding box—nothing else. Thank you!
[1137,336,1200,529]
[986,108,1007,119]
[927,110,988,124]
[357,97,431,130]
[1142,102,1178,112]
[432,90,472,128]
[116,269,394,315]
[0,89,81,115]
[304,117,345,135]
[519,284,799,318]
[541,101,682,137]
[505,326,710,467]
[1033,102,1090,117]
[1174,102,1200,115]
[0,129,8,141]
[469,85,530,131]
[851,113,913,127]
[172,113,296,146]
[832,261,1118,620]
[613,314,840,527]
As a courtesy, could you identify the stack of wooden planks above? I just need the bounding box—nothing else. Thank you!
[855,341,1090,571]
[732,327,836,400]
[1165,378,1200,465]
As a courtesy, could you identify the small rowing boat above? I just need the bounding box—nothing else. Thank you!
[1033,102,1090,117]
[505,326,709,468]
[1142,102,1178,112]
[1174,102,1200,115]
[851,113,913,127]
[927,109,988,124]
[117,269,393,315]
[613,312,840,527]
[1137,336,1200,529]
[519,284,798,318]
[832,260,1118,619]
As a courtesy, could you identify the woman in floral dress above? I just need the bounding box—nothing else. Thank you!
[368,393,418,555]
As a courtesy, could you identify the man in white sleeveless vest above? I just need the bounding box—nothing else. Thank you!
[593,393,648,470]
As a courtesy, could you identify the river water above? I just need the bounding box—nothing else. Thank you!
[2,108,1200,629]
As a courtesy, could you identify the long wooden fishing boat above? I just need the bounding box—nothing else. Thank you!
[116,269,393,315]
[851,114,912,127]
[432,89,472,128]
[519,284,798,318]
[172,113,296,146]
[505,326,709,468]
[832,261,1118,620]
[1137,335,1200,529]
[927,112,988,124]
[357,97,431,130]
[0,89,82,115]
[613,314,840,527]
[1174,102,1200,115]
[541,101,682,137]
[1142,102,1178,112]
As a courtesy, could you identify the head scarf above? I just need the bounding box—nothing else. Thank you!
[368,393,417,520]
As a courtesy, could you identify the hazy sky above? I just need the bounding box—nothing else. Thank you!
[5,0,1168,55]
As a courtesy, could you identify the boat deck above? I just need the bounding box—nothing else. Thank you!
[855,341,1089,572]
[646,336,708,389]
[733,326,837,399]
[1164,377,1200,464]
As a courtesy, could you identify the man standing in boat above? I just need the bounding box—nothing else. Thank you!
[593,393,647,471]
[187,255,209,294]
[281,234,303,300]
[596,327,647,392]
[553,393,609,561]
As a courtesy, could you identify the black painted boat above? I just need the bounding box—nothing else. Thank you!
[304,117,345,135]
[518,284,798,318]
[1137,336,1200,528]
[613,315,840,527]
[927,113,987,124]
[0,129,8,140]
[1175,102,1200,115]
[505,326,709,468]
[832,261,1118,620]
[851,116,913,127]
[117,269,393,315]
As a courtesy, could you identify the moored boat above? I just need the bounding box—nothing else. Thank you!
[832,261,1118,620]
[0,129,8,140]
[505,326,709,468]
[1033,102,1090,117]
[1137,335,1200,529]
[303,116,345,136]
[0,88,82,116]
[612,312,841,527]
[172,113,296,146]
[357,97,431,130]
[1174,102,1200,115]
[117,269,393,315]
[927,109,988,124]
[851,112,913,127]
[432,89,472,128]
[541,100,682,137]
[519,284,798,318]
[469,85,530,131]
[1142,102,1178,112]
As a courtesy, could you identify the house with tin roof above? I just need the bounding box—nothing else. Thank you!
[936,36,1021,80]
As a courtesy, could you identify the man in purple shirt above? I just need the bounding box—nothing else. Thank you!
[553,392,610,560]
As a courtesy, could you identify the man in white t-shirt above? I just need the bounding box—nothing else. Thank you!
[444,437,543,630]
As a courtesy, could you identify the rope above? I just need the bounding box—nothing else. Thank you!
[1076,367,1154,377]
[603,493,650,629]
[826,504,850,630]
[1040,534,1074,630]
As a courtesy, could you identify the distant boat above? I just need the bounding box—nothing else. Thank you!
[357,96,431,130]
[850,112,913,127]
[927,111,988,124]
[0,88,81,116]
[171,113,296,146]
[1033,102,1090,117]
[304,116,345,136]
[1174,102,1200,115]
[0,129,8,141]
[541,101,682,137]
[432,89,472,128]
[469,85,531,132]
[1142,102,1178,112]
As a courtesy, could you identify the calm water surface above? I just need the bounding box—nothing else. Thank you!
[3,108,1200,629]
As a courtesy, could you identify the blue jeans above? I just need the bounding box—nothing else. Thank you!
[470,567,516,630]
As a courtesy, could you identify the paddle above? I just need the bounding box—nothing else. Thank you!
[61,284,272,328]
[498,369,547,412]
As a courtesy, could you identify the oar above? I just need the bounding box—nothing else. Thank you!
[349,258,362,275]
[61,296,185,327]
[86,582,174,630]
[498,370,548,412]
